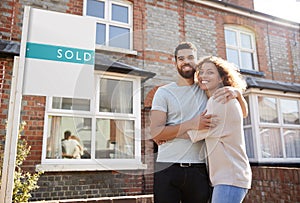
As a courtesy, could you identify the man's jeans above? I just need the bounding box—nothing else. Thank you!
[154,162,211,203]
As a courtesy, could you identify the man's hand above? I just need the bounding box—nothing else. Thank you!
[213,86,248,117]
[213,86,238,103]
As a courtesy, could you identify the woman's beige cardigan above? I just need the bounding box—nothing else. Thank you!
[188,98,252,189]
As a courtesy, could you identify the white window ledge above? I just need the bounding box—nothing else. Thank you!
[96,45,138,55]
[36,162,147,172]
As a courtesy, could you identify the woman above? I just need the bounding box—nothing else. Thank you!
[188,56,252,203]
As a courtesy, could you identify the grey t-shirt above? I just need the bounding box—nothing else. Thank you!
[151,82,208,163]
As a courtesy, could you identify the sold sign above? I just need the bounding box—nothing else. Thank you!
[26,42,95,65]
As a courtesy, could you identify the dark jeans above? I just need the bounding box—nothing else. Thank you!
[154,162,212,203]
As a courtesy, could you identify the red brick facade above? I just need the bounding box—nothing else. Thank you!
[1,0,299,202]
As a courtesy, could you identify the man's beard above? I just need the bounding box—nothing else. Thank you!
[177,65,195,79]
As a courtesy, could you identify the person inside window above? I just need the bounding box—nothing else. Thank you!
[61,130,83,159]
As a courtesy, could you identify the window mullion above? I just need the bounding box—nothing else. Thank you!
[252,94,262,161]
[277,98,287,158]
[237,31,243,69]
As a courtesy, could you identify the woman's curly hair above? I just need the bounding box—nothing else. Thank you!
[196,56,247,92]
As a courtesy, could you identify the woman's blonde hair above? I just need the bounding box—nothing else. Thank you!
[196,56,247,92]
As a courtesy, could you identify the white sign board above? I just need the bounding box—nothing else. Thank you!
[23,8,96,98]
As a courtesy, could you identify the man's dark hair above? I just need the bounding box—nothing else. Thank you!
[174,42,197,61]
[64,130,71,139]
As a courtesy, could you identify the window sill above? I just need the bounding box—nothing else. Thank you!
[96,45,138,55]
[36,161,147,172]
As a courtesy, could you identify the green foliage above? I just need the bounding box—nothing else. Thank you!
[1,121,43,203]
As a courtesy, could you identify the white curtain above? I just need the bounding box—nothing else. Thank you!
[114,81,134,158]
[260,128,282,158]
[284,129,300,158]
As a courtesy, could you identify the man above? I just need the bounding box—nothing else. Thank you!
[61,130,82,159]
[150,42,247,203]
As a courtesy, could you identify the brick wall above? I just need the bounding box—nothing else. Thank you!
[30,171,145,201]
[0,57,14,166]
[221,0,254,10]
[244,166,300,203]
[141,109,155,195]
[1,0,300,202]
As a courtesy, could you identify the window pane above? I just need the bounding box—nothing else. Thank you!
[258,96,279,123]
[241,33,252,49]
[225,29,237,46]
[109,26,130,49]
[112,4,128,23]
[52,97,90,111]
[95,119,134,159]
[243,96,251,125]
[244,128,255,158]
[46,116,92,159]
[280,99,300,124]
[96,23,106,45]
[259,128,283,158]
[284,129,300,158]
[241,52,254,70]
[86,0,104,18]
[226,48,239,67]
[99,78,133,113]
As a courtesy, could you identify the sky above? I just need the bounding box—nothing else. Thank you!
[253,0,300,23]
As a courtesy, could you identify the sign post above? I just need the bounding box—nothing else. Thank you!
[0,6,31,202]
[0,6,95,202]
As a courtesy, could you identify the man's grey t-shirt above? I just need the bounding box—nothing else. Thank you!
[151,82,208,163]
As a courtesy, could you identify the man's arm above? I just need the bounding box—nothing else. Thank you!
[150,110,216,144]
[213,86,248,118]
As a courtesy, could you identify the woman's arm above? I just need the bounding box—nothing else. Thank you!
[150,110,216,145]
[188,99,240,143]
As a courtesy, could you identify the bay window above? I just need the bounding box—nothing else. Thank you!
[244,90,300,163]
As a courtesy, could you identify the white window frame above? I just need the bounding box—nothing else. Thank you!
[38,72,146,171]
[244,88,300,164]
[224,25,258,71]
[83,0,136,55]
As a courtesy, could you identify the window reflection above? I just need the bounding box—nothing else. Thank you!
[259,128,283,158]
[280,99,299,125]
[46,116,92,159]
[241,33,252,49]
[284,129,300,158]
[258,96,278,123]
[86,0,104,18]
[95,119,134,159]
[99,78,133,113]
[52,97,90,111]
[112,4,128,23]
[109,26,130,49]
[244,128,254,158]
[225,29,237,46]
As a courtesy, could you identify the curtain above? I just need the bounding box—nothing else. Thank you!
[284,129,300,158]
[260,128,283,158]
[47,116,62,159]
[114,81,134,158]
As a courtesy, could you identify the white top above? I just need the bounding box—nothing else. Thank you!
[62,139,82,159]
[151,82,208,163]
[188,97,252,189]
